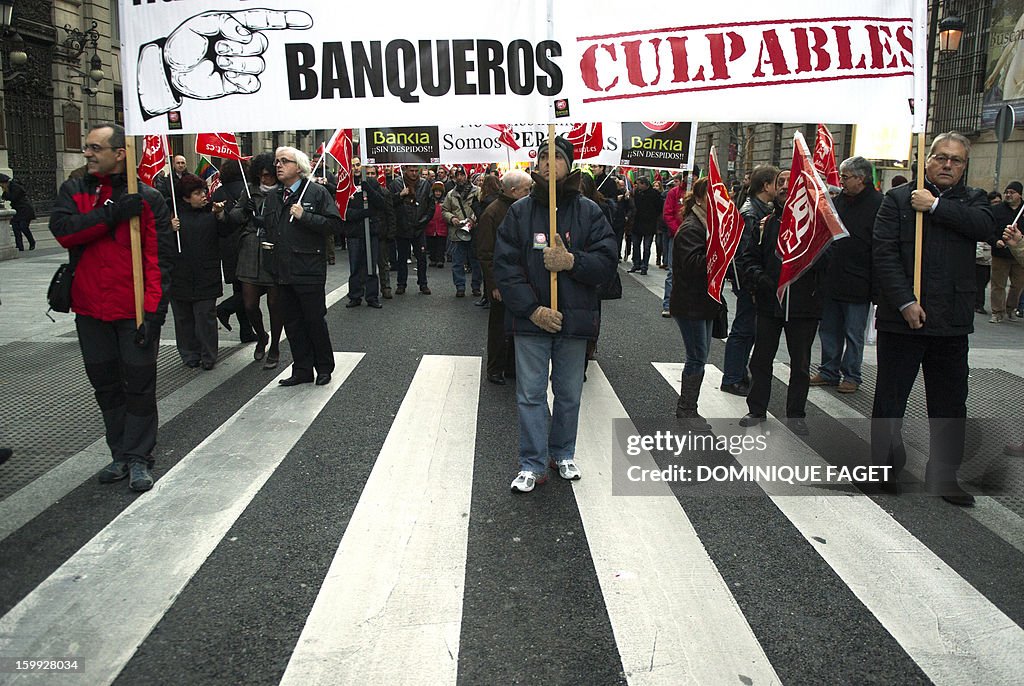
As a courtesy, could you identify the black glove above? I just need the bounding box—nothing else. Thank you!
[112,193,144,224]
[134,311,163,349]
[244,196,259,214]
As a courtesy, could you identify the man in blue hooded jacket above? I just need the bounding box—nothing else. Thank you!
[494,136,617,493]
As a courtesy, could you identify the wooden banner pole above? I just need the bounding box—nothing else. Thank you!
[548,124,558,312]
[125,137,145,327]
[913,133,925,300]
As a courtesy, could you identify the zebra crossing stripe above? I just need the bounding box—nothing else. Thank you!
[654,362,1024,685]
[280,355,481,686]
[770,361,1024,556]
[0,353,362,686]
[565,363,780,684]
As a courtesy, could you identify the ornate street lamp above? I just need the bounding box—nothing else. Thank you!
[938,15,966,54]
[0,0,28,67]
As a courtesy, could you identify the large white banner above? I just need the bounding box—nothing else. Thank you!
[120,0,925,135]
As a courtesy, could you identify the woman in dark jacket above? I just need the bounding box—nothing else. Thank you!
[669,177,721,430]
[170,174,233,369]
[229,153,282,367]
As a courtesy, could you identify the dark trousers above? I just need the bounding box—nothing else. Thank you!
[216,281,254,339]
[487,299,515,377]
[278,283,334,377]
[75,315,159,466]
[396,235,428,288]
[426,235,447,264]
[11,217,34,250]
[747,315,818,418]
[975,264,990,309]
[631,234,653,269]
[171,297,218,365]
[378,238,392,290]
[347,236,380,303]
[870,332,968,479]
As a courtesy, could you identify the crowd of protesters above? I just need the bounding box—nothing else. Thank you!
[12,123,1018,502]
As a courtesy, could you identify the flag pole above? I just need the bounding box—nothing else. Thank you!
[165,154,181,252]
[125,137,145,327]
[238,159,252,200]
[913,133,925,300]
[548,124,558,312]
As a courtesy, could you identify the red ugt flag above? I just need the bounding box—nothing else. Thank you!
[195,133,246,161]
[776,132,849,303]
[486,124,521,151]
[565,123,603,160]
[326,129,355,220]
[813,124,840,188]
[137,135,168,187]
[705,147,744,303]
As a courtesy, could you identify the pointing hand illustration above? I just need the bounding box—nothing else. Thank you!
[139,9,312,118]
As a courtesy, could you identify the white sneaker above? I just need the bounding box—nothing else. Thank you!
[511,470,548,493]
[990,313,1004,324]
[661,309,671,318]
[550,459,581,480]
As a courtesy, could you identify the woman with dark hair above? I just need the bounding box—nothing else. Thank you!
[170,174,233,369]
[229,153,283,367]
[669,177,722,431]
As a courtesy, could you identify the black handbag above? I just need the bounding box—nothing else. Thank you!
[597,269,623,300]
[47,248,82,314]
[712,303,729,339]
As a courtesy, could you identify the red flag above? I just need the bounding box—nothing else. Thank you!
[314,142,325,158]
[377,166,387,187]
[324,130,355,220]
[776,132,849,303]
[195,132,246,161]
[137,135,168,187]
[705,147,744,303]
[564,123,603,160]
[325,128,353,166]
[486,124,521,151]
[813,124,840,188]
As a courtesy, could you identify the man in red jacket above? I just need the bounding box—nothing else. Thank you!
[49,123,174,493]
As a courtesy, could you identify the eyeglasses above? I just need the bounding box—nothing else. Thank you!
[929,154,966,167]
[839,174,861,181]
[274,158,296,166]
[82,144,118,153]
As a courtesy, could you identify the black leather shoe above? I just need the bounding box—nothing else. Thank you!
[367,301,383,309]
[382,288,393,299]
[472,289,482,297]
[0,447,12,465]
[201,361,215,371]
[346,299,362,308]
[420,286,432,295]
[627,266,641,273]
[216,309,232,331]
[739,413,766,427]
[395,286,406,295]
[720,382,750,397]
[185,360,201,369]
[315,373,332,386]
[487,373,506,385]
[927,478,975,507]
[786,418,809,435]
[279,375,313,387]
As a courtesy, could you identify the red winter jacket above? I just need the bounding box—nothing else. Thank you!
[49,173,173,322]
[662,184,686,238]
[424,202,448,238]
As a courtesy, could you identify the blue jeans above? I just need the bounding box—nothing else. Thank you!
[721,289,756,385]
[450,240,482,291]
[662,233,674,310]
[674,316,713,376]
[514,334,587,474]
[818,299,870,384]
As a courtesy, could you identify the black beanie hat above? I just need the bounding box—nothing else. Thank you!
[537,135,574,167]
[1005,181,1023,195]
